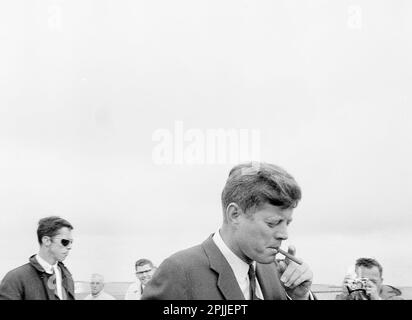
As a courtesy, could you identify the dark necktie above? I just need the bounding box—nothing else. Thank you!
[50,268,59,299]
[248,264,260,300]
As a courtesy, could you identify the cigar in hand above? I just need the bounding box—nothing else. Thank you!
[275,248,303,265]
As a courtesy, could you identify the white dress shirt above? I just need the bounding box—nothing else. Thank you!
[84,291,116,300]
[212,230,314,300]
[35,254,64,300]
[212,230,264,300]
[124,281,143,300]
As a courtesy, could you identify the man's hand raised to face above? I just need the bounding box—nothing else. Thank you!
[277,245,313,300]
[365,280,381,300]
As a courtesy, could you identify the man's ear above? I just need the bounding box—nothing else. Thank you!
[41,236,51,247]
[225,203,243,225]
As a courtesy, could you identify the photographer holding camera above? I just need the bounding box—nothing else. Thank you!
[336,258,404,300]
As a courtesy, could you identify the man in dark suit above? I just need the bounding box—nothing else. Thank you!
[0,216,75,300]
[142,162,313,300]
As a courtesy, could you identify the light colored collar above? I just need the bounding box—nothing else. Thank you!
[212,229,255,282]
[36,254,58,274]
[92,290,104,298]
[133,281,144,292]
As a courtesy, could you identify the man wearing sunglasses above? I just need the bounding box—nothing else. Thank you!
[0,216,75,300]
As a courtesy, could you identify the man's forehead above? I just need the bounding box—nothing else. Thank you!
[136,264,152,273]
[257,203,293,219]
[56,227,73,237]
[91,277,103,282]
[356,266,381,278]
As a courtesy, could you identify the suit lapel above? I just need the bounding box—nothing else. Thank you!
[256,262,287,300]
[202,235,245,300]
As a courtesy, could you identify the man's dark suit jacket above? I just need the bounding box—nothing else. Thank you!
[0,255,75,300]
[141,234,288,300]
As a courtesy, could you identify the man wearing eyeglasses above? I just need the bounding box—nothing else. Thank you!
[0,216,75,300]
[124,258,156,300]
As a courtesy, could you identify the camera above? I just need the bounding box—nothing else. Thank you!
[346,278,369,292]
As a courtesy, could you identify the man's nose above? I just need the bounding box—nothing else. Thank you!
[275,224,288,240]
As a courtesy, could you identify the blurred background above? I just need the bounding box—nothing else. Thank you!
[1,0,412,298]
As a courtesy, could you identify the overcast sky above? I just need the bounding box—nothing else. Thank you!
[1,0,412,287]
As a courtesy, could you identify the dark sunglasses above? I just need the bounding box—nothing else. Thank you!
[53,237,73,247]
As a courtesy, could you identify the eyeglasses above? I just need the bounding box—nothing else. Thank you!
[53,237,73,247]
[135,270,152,275]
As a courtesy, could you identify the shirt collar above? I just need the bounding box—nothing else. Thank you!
[35,254,58,274]
[92,291,103,298]
[212,229,255,281]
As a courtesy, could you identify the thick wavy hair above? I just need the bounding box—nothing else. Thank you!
[221,162,302,215]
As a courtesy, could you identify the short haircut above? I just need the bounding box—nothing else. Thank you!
[91,273,104,283]
[221,162,302,214]
[135,258,153,270]
[37,216,73,244]
[355,258,383,277]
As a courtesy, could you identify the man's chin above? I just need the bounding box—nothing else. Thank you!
[254,255,276,264]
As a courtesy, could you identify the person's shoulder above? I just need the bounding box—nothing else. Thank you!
[381,284,404,300]
[163,242,207,269]
[2,263,33,281]
[99,291,116,300]
[147,243,208,280]
[124,284,141,300]
[172,243,204,258]
[126,282,139,290]
[124,282,140,299]
[386,296,405,300]
[103,292,116,300]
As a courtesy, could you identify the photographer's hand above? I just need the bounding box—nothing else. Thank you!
[277,245,313,300]
[365,280,381,300]
[341,275,352,295]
